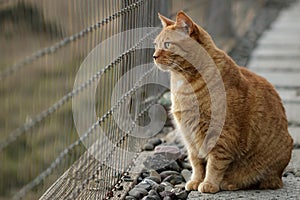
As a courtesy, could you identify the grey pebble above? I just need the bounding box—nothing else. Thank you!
[162,126,173,134]
[159,191,177,199]
[164,185,173,192]
[149,189,160,197]
[163,175,184,185]
[142,195,160,200]
[176,190,188,199]
[163,197,172,200]
[153,184,165,193]
[166,162,182,172]
[142,172,150,178]
[144,154,181,172]
[143,178,159,188]
[149,138,162,146]
[123,175,134,182]
[150,170,162,182]
[138,176,144,182]
[174,183,186,190]
[146,176,161,184]
[160,181,174,188]
[171,187,181,194]
[160,171,180,179]
[125,196,136,200]
[154,145,181,160]
[143,143,155,151]
[136,182,152,191]
[181,169,192,182]
[128,187,148,199]
[181,161,192,170]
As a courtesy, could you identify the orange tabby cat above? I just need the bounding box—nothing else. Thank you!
[153,11,293,193]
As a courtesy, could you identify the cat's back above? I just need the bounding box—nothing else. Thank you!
[236,66,292,142]
[239,66,285,113]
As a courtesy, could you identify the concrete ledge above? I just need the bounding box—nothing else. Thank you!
[188,176,300,200]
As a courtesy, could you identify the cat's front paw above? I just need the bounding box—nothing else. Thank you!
[198,181,219,193]
[185,180,201,191]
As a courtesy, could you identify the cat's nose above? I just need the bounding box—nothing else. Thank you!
[153,53,159,60]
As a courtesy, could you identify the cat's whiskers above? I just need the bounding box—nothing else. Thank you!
[168,59,193,76]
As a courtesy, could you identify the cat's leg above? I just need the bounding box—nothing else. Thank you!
[219,161,253,191]
[198,153,232,193]
[185,150,205,191]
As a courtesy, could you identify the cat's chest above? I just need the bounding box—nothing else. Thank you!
[170,76,201,122]
[170,75,197,108]
[172,79,184,90]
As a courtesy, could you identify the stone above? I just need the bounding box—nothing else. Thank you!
[162,127,173,134]
[160,181,174,188]
[149,189,160,197]
[143,178,159,188]
[160,171,181,179]
[149,138,162,146]
[163,175,184,185]
[174,183,186,190]
[150,170,162,182]
[143,143,155,151]
[176,190,188,199]
[181,169,192,182]
[180,161,192,170]
[136,182,152,191]
[141,172,150,178]
[163,197,173,200]
[128,187,148,199]
[164,130,179,144]
[142,195,159,200]
[143,154,181,172]
[158,91,172,106]
[166,162,182,172]
[146,176,161,184]
[164,186,173,192]
[159,191,177,199]
[125,196,136,200]
[148,195,161,200]
[123,175,134,182]
[138,177,143,182]
[170,187,181,194]
[154,145,181,160]
[153,184,165,193]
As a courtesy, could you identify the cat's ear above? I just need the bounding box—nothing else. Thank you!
[158,13,175,27]
[175,11,194,35]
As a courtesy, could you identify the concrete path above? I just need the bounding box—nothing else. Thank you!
[248,0,300,144]
[188,0,300,199]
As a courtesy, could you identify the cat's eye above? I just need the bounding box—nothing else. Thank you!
[164,42,171,49]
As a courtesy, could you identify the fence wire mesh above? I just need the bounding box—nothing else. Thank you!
[0,0,168,199]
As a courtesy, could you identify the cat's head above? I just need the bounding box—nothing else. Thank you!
[153,11,213,74]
